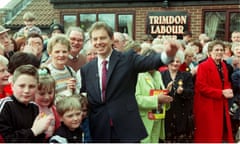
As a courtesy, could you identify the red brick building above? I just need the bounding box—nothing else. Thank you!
[3,0,240,41]
[49,0,240,41]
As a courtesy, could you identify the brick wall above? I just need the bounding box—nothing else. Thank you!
[54,4,239,41]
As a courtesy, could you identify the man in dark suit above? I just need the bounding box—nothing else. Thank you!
[80,21,179,142]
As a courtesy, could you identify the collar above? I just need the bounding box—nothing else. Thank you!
[68,54,79,61]
[98,53,111,67]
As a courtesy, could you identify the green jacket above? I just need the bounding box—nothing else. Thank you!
[135,70,170,143]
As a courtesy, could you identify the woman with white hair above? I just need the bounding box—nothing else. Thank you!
[0,55,11,98]
[161,50,194,143]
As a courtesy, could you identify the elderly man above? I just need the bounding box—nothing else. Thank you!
[113,32,126,52]
[66,26,87,72]
[0,25,11,59]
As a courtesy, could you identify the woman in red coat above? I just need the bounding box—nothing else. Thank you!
[194,40,234,143]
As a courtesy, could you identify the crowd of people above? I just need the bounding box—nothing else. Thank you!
[0,10,239,143]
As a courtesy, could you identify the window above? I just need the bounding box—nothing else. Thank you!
[99,14,115,30]
[203,10,240,41]
[118,14,133,39]
[63,15,77,32]
[62,13,134,39]
[204,12,226,40]
[230,12,240,33]
[80,14,96,32]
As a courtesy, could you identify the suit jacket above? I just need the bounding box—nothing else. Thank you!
[193,57,233,143]
[80,49,165,142]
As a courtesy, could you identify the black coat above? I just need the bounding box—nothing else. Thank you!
[161,70,194,137]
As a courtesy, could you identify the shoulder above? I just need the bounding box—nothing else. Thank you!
[232,69,240,77]
[181,71,192,77]
[65,65,76,75]
[198,58,212,68]
[0,97,13,112]
[161,69,169,75]
[81,59,96,71]
[49,135,68,143]
[28,101,39,109]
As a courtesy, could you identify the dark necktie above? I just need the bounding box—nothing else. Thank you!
[101,60,108,102]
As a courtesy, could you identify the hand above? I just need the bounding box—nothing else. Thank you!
[31,113,53,136]
[222,89,233,99]
[165,39,179,58]
[166,81,174,92]
[23,44,37,56]
[158,94,173,104]
[176,86,183,94]
[67,77,76,94]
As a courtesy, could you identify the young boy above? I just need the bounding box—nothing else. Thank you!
[18,11,41,37]
[0,64,53,143]
[49,95,84,143]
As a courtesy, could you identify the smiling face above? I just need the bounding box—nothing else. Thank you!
[90,28,113,59]
[35,88,54,107]
[12,74,38,105]
[0,63,10,86]
[49,43,69,69]
[24,20,35,29]
[209,44,224,64]
[61,109,83,131]
[168,57,182,72]
[69,30,84,56]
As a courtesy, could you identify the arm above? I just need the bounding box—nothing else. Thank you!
[195,62,223,99]
[161,39,179,64]
[0,103,36,142]
[80,67,86,93]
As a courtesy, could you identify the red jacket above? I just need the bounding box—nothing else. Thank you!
[193,57,233,142]
[0,84,13,99]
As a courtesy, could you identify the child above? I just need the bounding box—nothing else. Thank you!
[18,11,41,37]
[0,64,53,143]
[49,95,84,143]
[35,67,61,140]
[45,34,79,103]
[0,55,11,98]
[79,94,92,142]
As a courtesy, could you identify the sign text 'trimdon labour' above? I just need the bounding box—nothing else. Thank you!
[147,11,189,38]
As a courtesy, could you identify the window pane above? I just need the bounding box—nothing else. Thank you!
[118,15,133,39]
[204,12,226,40]
[80,14,96,32]
[99,14,115,30]
[63,15,77,32]
[230,12,240,33]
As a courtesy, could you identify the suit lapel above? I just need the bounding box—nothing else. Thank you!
[107,50,120,84]
[144,73,155,88]
[92,59,101,99]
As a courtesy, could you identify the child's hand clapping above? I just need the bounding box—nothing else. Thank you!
[31,113,54,136]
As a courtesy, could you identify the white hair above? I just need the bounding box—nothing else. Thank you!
[175,50,185,64]
[0,55,8,66]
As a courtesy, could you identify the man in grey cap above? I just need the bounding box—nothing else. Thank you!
[0,25,12,59]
